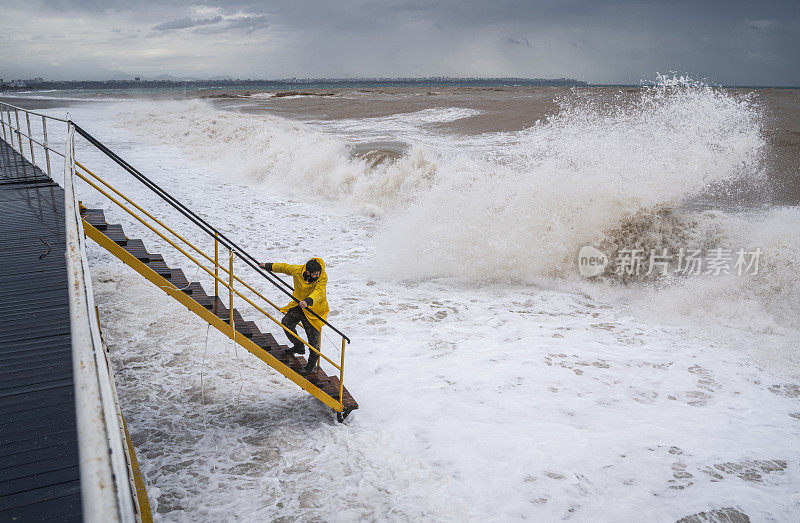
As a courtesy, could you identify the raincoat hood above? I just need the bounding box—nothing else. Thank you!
[307,257,325,274]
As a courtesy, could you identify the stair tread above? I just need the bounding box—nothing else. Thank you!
[185,282,212,302]
[125,245,151,262]
[81,208,105,220]
[145,260,171,276]
[125,238,147,250]
[82,209,108,229]
[244,321,260,336]
[168,268,190,290]
[104,223,126,244]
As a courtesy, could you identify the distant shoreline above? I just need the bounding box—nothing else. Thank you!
[2,78,797,93]
[0,77,588,92]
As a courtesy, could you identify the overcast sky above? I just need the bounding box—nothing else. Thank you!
[3,0,799,85]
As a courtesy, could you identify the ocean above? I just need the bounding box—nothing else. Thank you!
[3,78,799,521]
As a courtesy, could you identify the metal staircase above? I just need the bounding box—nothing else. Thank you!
[79,206,358,419]
[67,122,358,422]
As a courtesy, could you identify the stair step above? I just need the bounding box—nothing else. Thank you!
[145,260,171,278]
[124,239,150,261]
[250,332,271,349]
[104,223,127,245]
[81,207,101,215]
[269,346,298,366]
[230,315,253,337]
[82,208,107,229]
[235,317,253,338]
[210,297,229,316]
[244,321,260,336]
[324,377,357,408]
[323,376,341,396]
[186,283,214,308]
[305,368,330,385]
[168,268,190,290]
[205,299,252,337]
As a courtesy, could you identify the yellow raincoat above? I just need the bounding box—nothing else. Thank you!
[272,257,329,332]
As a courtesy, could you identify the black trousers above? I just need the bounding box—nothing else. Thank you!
[281,306,321,367]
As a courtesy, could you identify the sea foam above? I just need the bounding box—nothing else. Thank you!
[115,78,797,343]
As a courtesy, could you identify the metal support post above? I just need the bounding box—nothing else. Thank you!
[42,116,51,177]
[339,338,346,405]
[229,248,234,335]
[214,233,219,299]
[15,109,23,159]
[26,112,36,167]
[0,107,7,142]
[9,107,16,149]
[3,107,10,147]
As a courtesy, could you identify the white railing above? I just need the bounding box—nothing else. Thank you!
[64,122,137,523]
[0,100,67,179]
[1,100,140,522]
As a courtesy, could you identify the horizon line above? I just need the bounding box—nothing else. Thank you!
[1,77,798,89]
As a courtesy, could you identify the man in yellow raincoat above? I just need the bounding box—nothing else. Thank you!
[258,258,329,375]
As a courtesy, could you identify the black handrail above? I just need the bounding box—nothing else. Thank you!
[71,122,350,343]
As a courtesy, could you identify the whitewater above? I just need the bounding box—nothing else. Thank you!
[23,81,800,521]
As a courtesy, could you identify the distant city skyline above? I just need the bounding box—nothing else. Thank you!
[0,77,592,92]
[3,0,799,86]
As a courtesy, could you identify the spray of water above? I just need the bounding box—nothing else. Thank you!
[117,77,797,339]
[376,76,767,280]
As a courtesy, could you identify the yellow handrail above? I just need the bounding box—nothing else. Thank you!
[75,171,230,289]
[77,161,231,278]
[229,248,234,332]
[76,161,305,328]
[73,161,344,375]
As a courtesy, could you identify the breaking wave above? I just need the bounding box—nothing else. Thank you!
[377,77,768,280]
[117,77,798,339]
[118,100,444,216]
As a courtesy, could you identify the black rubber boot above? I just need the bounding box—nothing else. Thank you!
[285,344,304,354]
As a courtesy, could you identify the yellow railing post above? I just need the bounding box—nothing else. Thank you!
[229,248,234,335]
[339,338,346,406]
[214,233,219,300]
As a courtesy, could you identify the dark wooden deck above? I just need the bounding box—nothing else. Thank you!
[0,138,83,520]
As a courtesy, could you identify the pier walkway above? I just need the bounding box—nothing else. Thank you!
[0,96,358,519]
[0,138,82,520]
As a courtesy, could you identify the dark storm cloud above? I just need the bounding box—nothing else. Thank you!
[4,0,800,85]
[153,16,223,31]
[508,37,531,47]
[191,15,269,35]
[747,19,774,31]
[221,15,269,31]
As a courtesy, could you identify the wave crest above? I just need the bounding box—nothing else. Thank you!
[377,77,767,280]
